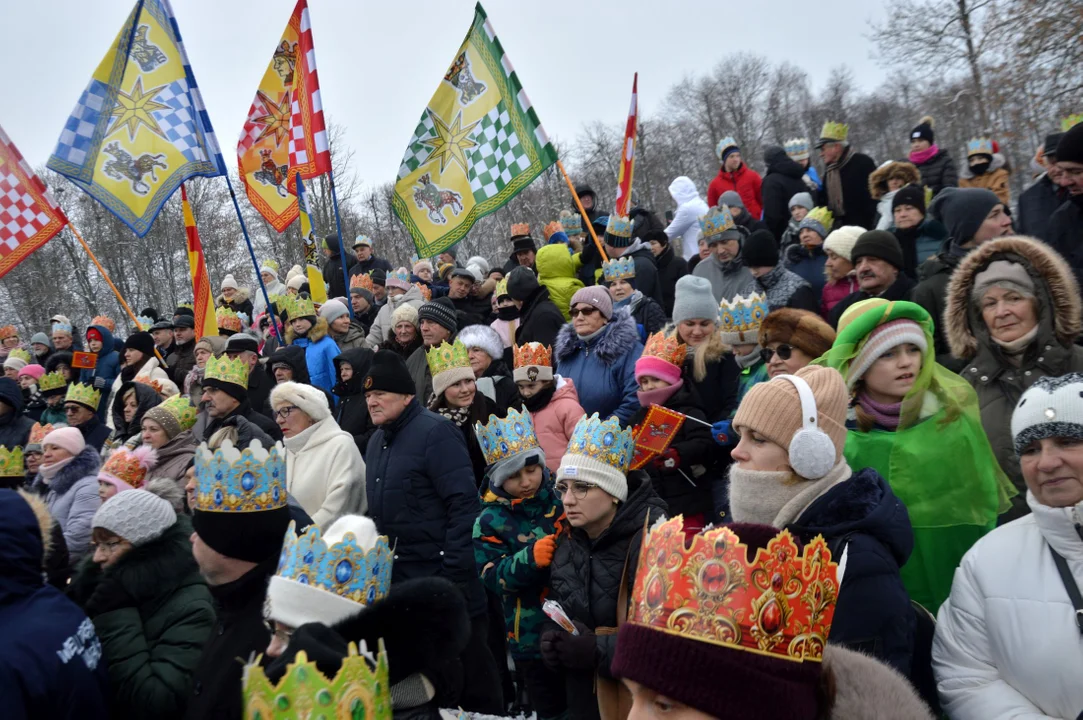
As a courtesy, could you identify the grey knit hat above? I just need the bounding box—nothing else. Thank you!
[93,489,176,546]
[720,190,745,211]
[30,332,51,347]
[672,275,719,325]
[418,297,458,334]
[789,192,814,211]
[570,286,614,320]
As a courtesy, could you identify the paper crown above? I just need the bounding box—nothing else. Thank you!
[0,446,23,477]
[28,422,54,446]
[243,643,392,720]
[642,331,688,367]
[100,445,157,490]
[715,136,738,160]
[415,283,432,301]
[699,204,736,242]
[277,520,394,607]
[353,234,373,247]
[565,413,635,473]
[350,272,374,292]
[178,302,194,310]
[90,315,116,332]
[560,210,583,235]
[629,517,839,664]
[157,393,198,431]
[543,221,563,241]
[287,296,316,321]
[426,339,470,377]
[261,258,280,273]
[818,121,849,143]
[605,214,632,240]
[385,268,411,291]
[216,307,243,332]
[602,256,636,283]
[1062,114,1083,132]
[0,325,18,340]
[52,321,73,335]
[475,407,543,467]
[135,315,155,331]
[7,348,30,363]
[38,371,67,393]
[784,137,811,160]
[193,439,287,513]
[267,294,289,313]
[510,222,531,238]
[513,342,552,369]
[719,292,769,344]
[65,382,101,410]
[495,277,509,298]
[966,137,995,157]
[205,353,250,389]
[806,206,834,233]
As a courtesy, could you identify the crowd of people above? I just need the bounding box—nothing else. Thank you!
[1,116,1082,719]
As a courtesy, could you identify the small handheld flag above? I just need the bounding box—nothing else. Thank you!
[630,404,686,470]
[614,73,638,218]
[0,125,68,279]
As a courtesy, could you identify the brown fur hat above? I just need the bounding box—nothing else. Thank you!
[760,308,837,361]
[868,161,922,200]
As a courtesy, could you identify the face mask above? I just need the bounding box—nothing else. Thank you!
[969,160,991,176]
[497,306,520,321]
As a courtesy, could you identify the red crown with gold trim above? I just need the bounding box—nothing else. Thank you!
[642,331,687,367]
[543,221,563,241]
[513,342,552,369]
[510,222,530,238]
[629,516,839,664]
[350,273,374,293]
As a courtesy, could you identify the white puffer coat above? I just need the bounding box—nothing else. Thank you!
[282,415,366,528]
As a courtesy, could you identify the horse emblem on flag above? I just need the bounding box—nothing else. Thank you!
[413,173,463,224]
[444,51,486,106]
[102,142,168,196]
[254,148,289,197]
[129,24,167,72]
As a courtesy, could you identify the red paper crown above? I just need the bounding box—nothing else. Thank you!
[513,342,552,369]
[415,283,432,301]
[642,331,688,367]
[543,221,563,240]
[629,517,838,664]
[0,325,18,340]
[510,222,530,238]
[91,315,116,332]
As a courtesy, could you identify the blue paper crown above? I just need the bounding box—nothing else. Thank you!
[388,268,410,285]
[276,521,393,607]
[716,136,738,160]
[52,322,73,335]
[719,292,769,343]
[602,256,636,283]
[699,205,736,241]
[605,214,632,239]
[784,137,810,158]
[474,407,543,468]
[193,440,287,513]
[966,138,994,157]
[565,413,635,473]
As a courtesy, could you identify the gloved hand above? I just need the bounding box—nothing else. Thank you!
[92,376,108,390]
[712,420,735,446]
[532,535,557,568]
[555,621,597,670]
[652,448,681,470]
[540,630,562,670]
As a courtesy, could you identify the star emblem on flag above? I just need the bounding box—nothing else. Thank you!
[109,76,170,141]
[252,90,292,147]
[421,109,479,174]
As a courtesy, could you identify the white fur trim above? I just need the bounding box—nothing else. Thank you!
[457,324,504,361]
[267,575,365,629]
[270,381,331,422]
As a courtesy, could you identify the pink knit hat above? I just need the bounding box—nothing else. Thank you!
[635,356,683,386]
[18,364,46,381]
[847,319,928,389]
[41,427,85,457]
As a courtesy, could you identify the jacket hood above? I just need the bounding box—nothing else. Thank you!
[536,243,577,279]
[33,445,101,496]
[217,287,251,305]
[764,146,805,180]
[552,374,580,403]
[87,324,117,354]
[554,307,641,366]
[395,284,425,307]
[668,176,701,205]
[45,351,73,374]
[945,236,1081,359]
[868,161,921,200]
[575,185,596,202]
[0,376,24,414]
[958,152,1007,180]
[269,345,312,384]
[110,379,163,432]
[286,315,330,345]
[592,471,667,551]
[0,489,47,595]
[333,347,374,396]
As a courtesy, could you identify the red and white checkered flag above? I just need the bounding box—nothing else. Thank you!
[288,0,330,177]
[0,125,67,279]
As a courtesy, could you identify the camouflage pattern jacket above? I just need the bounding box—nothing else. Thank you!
[472,479,564,659]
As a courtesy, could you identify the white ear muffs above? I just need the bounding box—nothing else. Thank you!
[776,374,836,480]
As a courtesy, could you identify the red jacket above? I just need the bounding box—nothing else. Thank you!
[707,163,763,219]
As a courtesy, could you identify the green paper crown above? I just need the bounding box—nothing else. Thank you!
[426,339,470,377]
[205,354,249,389]
[1062,114,1082,132]
[7,348,31,363]
[38,371,68,393]
[158,393,198,431]
[288,296,316,321]
[819,121,849,143]
[0,446,24,478]
[65,382,101,411]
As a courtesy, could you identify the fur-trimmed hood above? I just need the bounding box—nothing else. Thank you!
[554,308,639,366]
[868,161,921,200]
[945,236,1081,360]
[32,445,101,496]
[959,152,1007,180]
[285,315,330,345]
[215,287,251,306]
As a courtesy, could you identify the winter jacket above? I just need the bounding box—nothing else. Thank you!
[784,243,827,300]
[1046,197,1083,293]
[0,377,34,449]
[473,479,564,660]
[707,163,763,219]
[68,517,215,719]
[33,445,101,565]
[348,254,393,279]
[535,244,584,322]
[333,348,377,458]
[215,288,254,321]
[959,155,1011,206]
[621,291,666,342]
[107,357,174,430]
[945,236,1083,520]
[932,492,1083,720]
[321,235,349,300]
[788,468,915,675]
[475,358,521,415]
[621,242,665,307]
[820,147,879,230]
[912,148,958,197]
[676,328,740,423]
[823,275,859,319]
[331,323,367,352]
[692,254,758,303]
[364,284,425,350]
[654,242,688,318]
[405,344,434,403]
[79,324,121,419]
[109,381,162,447]
[0,490,110,719]
[895,219,949,278]
[152,430,197,484]
[664,176,710,261]
[529,375,585,474]
[252,278,286,317]
[547,473,667,719]
[515,284,566,349]
[77,414,112,452]
[246,363,274,424]
[761,146,811,240]
[554,309,643,425]
[735,358,770,408]
[364,398,487,618]
[1016,172,1065,243]
[755,263,820,314]
[287,317,339,395]
[283,415,366,528]
[828,273,916,329]
[824,645,936,720]
[909,238,966,372]
[165,340,196,389]
[182,555,277,720]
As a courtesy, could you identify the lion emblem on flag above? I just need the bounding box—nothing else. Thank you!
[413,173,463,224]
[444,51,486,106]
[102,142,168,196]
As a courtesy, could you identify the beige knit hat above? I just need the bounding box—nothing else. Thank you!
[391,302,419,328]
[732,365,848,466]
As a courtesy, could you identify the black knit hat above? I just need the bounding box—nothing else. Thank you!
[370,268,387,287]
[1044,132,1065,158]
[643,229,669,246]
[418,297,457,334]
[173,306,195,319]
[140,307,160,323]
[507,265,539,302]
[193,506,290,563]
[512,236,537,254]
[124,331,156,357]
[362,350,416,396]
[202,376,247,403]
[891,184,926,215]
[927,187,1001,243]
[1056,121,1083,165]
[910,116,934,144]
[741,229,779,268]
[852,230,904,270]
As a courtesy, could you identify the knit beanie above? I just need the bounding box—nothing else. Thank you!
[418,297,457,334]
[318,299,350,324]
[443,244,460,259]
[1011,373,1083,454]
[672,275,719,325]
[457,325,503,362]
[413,260,434,275]
[845,319,928,389]
[221,274,239,291]
[18,364,46,382]
[742,229,779,268]
[362,350,416,396]
[635,352,683,387]
[506,265,539,302]
[143,394,198,440]
[391,302,419,329]
[822,226,864,262]
[570,286,613,320]
[286,274,306,291]
[971,259,1036,304]
[759,309,836,361]
[370,268,387,287]
[3,356,27,372]
[42,426,86,457]
[98,445,159,493]
[93,490,176,546]
[927,187,1001,243]
[851,230,904,270]
[270,381,331,422]
[1043,132,1065,158]
[732,365,848,468]
[891,184,926,215]
[797,213,829,240]
[124,331,156,357]
[788,192,814,211]
[910,116,934,144]
[720,190,745,211]
[1056,120,1083,165]
[557,414,631,502]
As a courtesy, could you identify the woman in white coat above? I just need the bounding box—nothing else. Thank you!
[933,373,1083,719]
[270,381,366,528]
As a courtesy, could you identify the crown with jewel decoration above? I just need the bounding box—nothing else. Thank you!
[495,277,510,299]
[784,137,811,161]
[1062,114,1083,132]
[512,342,553,383]
[698,205,737,243]
[415,283,432,301]
[28,422,54,448]
[510,222,531,238]
[135,315,154,331]
[560,210,583,236]
[38,371,67,393]
[7,348,30,363]
[65,382,101,411]
[966,137,995,157]
[628,516,838,663]
[243,642,391,720]
[205,353,249,389]
[426,339,470,377]
[276,519,394,609]
[100,445,158,490]
[565,413,635,473]
[602,256,636,283]
[605,214,632,240]
[719,292,769,345]
[154,393,198,432]
[52,321,73,335]
[543,221,563,241]
[474,407,543,467]
[642,331,688,367]
[715,136,738,160]
[806,207,834,234]
[818,121,849,144]
[91,315,116,332]
[350,272,374,293]
[0,446,24,478]
[385,268,412,292]
[216,307,243,333]
[287,296,316,321]
[0,325,17,340]
[193,439,287,513]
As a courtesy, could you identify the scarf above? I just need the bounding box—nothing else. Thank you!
[576,325,607,343]
[729,460,852,528]
[435,405,471,428]
[38,456,76,482]
[824,146,853,217]
[857,392,903,430]
[283,420,320,454]
[909,144,940,165]
[734,348,760,370]
[993,325,1039,367]
[756,265,808,311]
[522,384,557,412]
[709,254,746,276]
[636,380,683,408]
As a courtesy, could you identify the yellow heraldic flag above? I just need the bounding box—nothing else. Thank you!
[392,3,558,257]
[47,0,226,237]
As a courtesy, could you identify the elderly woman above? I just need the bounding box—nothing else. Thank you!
[946,235,1083,522]
[933,374,1083,719]
[426,339,495,484]
[141,395,198,484]
[31,426,102,565]
[457,324,520,413]
[759,308,836,379]
[380,303,422,359]
[270,381,366,528]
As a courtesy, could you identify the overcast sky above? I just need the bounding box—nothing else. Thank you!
[5,0,888,189]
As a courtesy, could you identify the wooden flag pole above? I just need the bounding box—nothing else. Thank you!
[557,160,608,263]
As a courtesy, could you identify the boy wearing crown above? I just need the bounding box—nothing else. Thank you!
[959,136,1011,206]
[816,121,879,230]
[602,256,666,343]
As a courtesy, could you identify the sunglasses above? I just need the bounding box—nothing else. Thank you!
[570,306,599,318]
[760,344,795,363]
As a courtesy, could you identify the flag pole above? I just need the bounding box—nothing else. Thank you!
[327,169,355,319]
[224,178,284,343]
[556,160,608,262]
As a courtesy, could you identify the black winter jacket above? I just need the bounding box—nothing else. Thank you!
[0,378,34,449]
[625,245,665,307]
[828,273,916,329]
[654,243,688,318]
[246,364,275,424]
[165,340,196,388]
[913,149,958,197]
[110,381,162,445]
[76,414,112,452]
[349,255,393,278]
[476,359,521,415]
[626,292,667,342]
[1016,173,1065,243]
[515,285,566,349]
[910,240,966,372]
[761,146,811,240]
[1046,197,1083,292]
[333,348,376,459]
[819,148,879,230]
[321,235,349,300]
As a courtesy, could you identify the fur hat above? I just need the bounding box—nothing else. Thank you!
[822,226,864,263]
[570,286,613,320]
[759,309,836,361]
[93,490,176,547]
[270,381,331,422]
[457,325,503,362]
[391,303,419,329]
[672,275,719,325]
[413,260,434,275]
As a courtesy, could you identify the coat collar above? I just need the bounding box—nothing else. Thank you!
[1028,492,1083,562]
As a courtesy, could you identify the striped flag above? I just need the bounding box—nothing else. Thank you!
[295,173,326,303]
[613,73,638,217]
[0,125,68,279]
[181,184,216,339]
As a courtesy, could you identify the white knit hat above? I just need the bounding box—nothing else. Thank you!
[557,454,628,503]
[221,274,239,291]
[457,325,503,362]
[823,226,865,263]
[270,381,331,422]
[286,264,304,282]
[286,274,306,291]
[846,319,928,389]
[93,489,176,546]
[391,303,419,328]
[1011,374,1083,455]
[3,356,27,372]
[319,299,350,324]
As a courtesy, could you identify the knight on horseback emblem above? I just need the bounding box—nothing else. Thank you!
[443,51,486,106]
[128,24,168,72]
[413,173,463,225]
[101,142,168,196]
[253,148,289,198]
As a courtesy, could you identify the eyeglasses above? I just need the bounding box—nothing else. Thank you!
[64,406,82,415]
[273,405,299,420]
[555,480,599,499]
[91,539,125,555]
[760,344,794,363]
[569,306,599,318]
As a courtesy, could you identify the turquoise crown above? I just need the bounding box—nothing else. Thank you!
[602,256,636,283]
[565,413,635,473]
[967,138,994,157]
[698,204,736,241]
[389,268,410,284]
[716,136,738,160]
[784,137,810,158]
[277,521,394,606]
[605,214,632,239]
[193,439,287,513]
[474,407,543,467]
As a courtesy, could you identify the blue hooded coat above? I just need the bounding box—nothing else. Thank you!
[554,308,643,424]
[78,324,121,421]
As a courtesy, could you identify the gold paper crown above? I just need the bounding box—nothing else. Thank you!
[426,340,470,377]
[178,302,194,310]
[7,348,31,363]
[0,325,18,340]
[100,446,156,490]
[157,393,198,431]
[642,331,688,367]
[243,642,391,720]
[350,272,374,292]
[474,407,543,467]
[629,516,838,663]
[415,283,432,301]
[287,295,316,321]
[513,342,552,369]
[495,277,509,298]
[510,222,530,238]
[205,354,250,389]
[65,382,101,410]
[216,307,242,332]
[819,121,849,143]
[261,258,280,273]
[0,446,24,477]
[543,220,563,240]
[28,422,54,446]
[1061,114,1082,132]
[91,315,116,332]
[38,371,68,393]
[806,207,834,233]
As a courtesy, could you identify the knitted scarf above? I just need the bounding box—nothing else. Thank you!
[909,144,940,165]
[824,146,853,218]
[756,265,809,311]
[857,392,902,430]
[435,405,471,428]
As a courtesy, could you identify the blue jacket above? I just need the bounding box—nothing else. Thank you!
[0,490,110,719]
[288,317,339,396]
[78,324,121,421]
[554,308,643,425]
[787,468,915,676]
[783,243,827,299]
[365,399,486,617]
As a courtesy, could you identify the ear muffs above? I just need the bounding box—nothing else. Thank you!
[775,374,836,480]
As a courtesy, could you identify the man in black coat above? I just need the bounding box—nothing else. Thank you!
[321,234,349,300]
[195,356,282,443]
[761,145,812,241]
[166,315,197,387]
[742,230,820,314]
[829,231,917,328]
[1017,133,1066,243]
[506,266,565,348]
[347,234,393,279]
[1047,122,1083,291]
[223,333,274,423]
[817,130,878,230]
[645,230,688,318]
[59,385,110,451]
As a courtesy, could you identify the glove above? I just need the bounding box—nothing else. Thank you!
[555,621,597,670]
[92,376,108,390]
[712,420,735,447]
[540,630,562,670]
[532,535,557,568]
[652,448,681,470]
